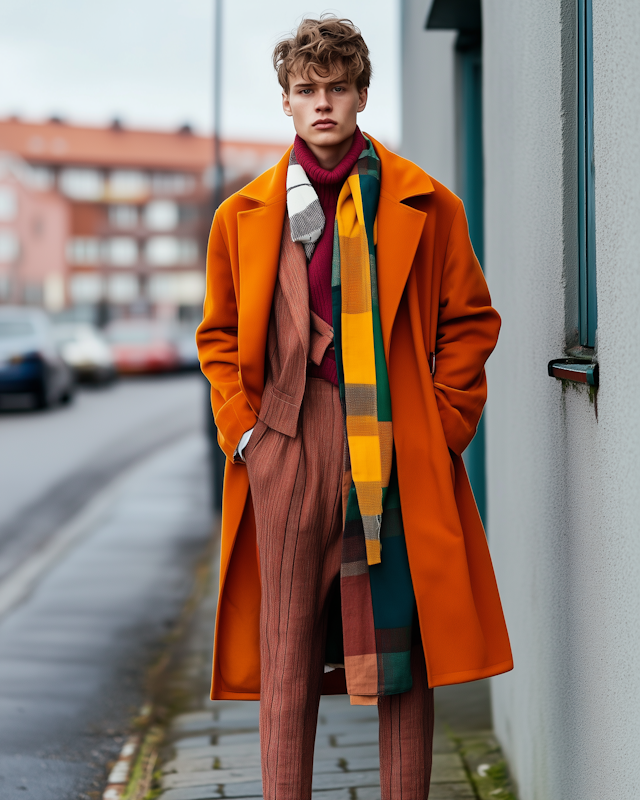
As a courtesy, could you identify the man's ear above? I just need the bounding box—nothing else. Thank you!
[282,92,293,117]
[357,87,368,113]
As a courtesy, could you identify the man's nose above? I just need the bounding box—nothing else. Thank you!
[315,91,332,111]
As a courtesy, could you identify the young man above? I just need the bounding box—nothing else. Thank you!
[197,16,512,800]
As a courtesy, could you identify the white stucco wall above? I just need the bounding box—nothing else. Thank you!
[484,0,640,798]
[400,0,457,189]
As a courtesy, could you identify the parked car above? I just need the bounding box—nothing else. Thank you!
[53,323,117,384]
[172,321,200,371]
[0,306,75,409]
[105,319,181,374]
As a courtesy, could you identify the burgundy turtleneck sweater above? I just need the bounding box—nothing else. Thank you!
[294,127,366,385]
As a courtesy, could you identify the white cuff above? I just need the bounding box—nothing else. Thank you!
[235,427,255,462]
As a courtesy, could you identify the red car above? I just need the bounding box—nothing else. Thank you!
[105,319,180,374]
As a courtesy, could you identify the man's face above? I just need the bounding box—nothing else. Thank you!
[282,64,368,148]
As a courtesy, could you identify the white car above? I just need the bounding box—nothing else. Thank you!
[53,323,117,384]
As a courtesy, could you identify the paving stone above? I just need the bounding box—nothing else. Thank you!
[430,753,468,783]
[173,711,215,730]
[351,789,380,800]
[173,736,214,751]
[329,731,379,747]
[433,734,457,754]
[161,786,222,800]
[323,755,379,772]
[317,710,379,724]
[163,755,216,774]
[222,780,264,797]
[215,704,260,723]
[172,724,259,739]
[426,784,475,799]
[163,767,262,789]
[171,742,260,759]
[216,731,261,745]
[311,770,380,790]
[314,744,379,761]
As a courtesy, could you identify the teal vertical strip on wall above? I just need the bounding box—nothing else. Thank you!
[459,44,487,525]
[578,0,597,347]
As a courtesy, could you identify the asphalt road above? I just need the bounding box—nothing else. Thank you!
[0,375,216,799]
[0,374,210,582]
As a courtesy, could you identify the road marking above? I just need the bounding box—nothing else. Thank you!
[0,434,195,620]
[0,470,130,619]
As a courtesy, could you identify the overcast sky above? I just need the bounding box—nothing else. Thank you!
[0,0,400,145]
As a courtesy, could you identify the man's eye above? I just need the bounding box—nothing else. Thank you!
[301,89,312,95]
[333,87,344,92]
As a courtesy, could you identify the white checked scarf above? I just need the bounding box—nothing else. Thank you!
[286,147,325,261]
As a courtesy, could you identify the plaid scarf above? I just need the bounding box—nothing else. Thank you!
[286,147,324,260]
[287,136,415,701]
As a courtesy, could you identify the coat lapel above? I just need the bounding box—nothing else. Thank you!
[237,199,286,408]
[235,146,291,408]
[366,134,434,361]
[376,195,427,361]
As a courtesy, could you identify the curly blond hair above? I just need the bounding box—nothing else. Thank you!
[273,15,371,94]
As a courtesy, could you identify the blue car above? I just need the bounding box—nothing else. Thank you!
[0,306,75,410]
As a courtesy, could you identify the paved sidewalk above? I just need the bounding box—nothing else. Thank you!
[161,696,475,800]
[147,542,516,800]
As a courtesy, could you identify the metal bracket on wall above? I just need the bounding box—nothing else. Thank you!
[548,358,599,386]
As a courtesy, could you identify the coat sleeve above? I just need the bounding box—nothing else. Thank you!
[196,211,258,460]
[433,200,501,456]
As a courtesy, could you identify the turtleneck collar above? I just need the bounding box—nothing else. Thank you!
[294,127,366,186]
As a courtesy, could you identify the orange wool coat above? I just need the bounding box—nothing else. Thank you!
[196,135,513,700]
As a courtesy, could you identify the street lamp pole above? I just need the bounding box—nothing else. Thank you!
[209,0,226,511]
[213,0,224,211]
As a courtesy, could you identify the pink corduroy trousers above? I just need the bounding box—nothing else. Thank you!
[245,378,434,800]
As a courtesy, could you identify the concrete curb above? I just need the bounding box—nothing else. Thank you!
[100,529,220,800]
[102,734,142,800]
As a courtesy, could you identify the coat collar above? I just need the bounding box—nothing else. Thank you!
[238,134,435,207]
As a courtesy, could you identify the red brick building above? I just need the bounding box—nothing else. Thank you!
[0,118,286,320]
[0,153,69,310]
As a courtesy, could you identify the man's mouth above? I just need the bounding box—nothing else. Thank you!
[313,119,337,129]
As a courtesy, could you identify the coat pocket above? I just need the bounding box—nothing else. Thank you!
[243,418,268,463]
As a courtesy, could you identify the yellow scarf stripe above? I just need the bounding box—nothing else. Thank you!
[336,163,385,561]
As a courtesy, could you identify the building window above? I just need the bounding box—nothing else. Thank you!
[107,274,139,303]
[69,274,104,304]
[67,237,101,265]
[44,274,65,312]
[147,271,205,304]
[59,168,105,200]
[29,166,55,191]
[179,204,199,224]
[151,172,196,195]
[103,236,138,267]
[0,230,20,263]
[144,236,198,267]
[0,187,18,221]
[109,204,139,229]
[578,0,596,348]
[144,200,179,231]
[108,170,150,200]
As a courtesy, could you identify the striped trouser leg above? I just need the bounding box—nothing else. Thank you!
[246,378,344,800]
[378,645,435,800]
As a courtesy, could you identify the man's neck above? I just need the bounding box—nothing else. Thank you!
[304,133,355,171]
